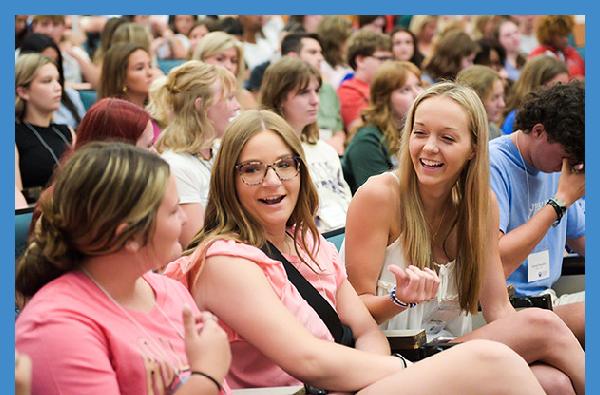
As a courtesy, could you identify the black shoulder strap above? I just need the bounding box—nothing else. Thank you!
[261,242,351,345]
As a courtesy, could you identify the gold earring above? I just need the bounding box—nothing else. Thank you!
[123,85,128,93]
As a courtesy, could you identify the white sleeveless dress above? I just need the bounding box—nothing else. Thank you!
[341,172,472,341]
[375,238,471,341]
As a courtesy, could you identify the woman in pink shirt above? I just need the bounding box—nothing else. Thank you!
[165,109,544,394]
[16,142,231,395]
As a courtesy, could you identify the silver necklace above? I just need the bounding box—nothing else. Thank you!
[81,267,184,340]
[23,122,71,166]
[80,267,188,391]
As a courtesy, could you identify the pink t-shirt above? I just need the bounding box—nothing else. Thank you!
[165,235,347,389]
[16,271,231,395]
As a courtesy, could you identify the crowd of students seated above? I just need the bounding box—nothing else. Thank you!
[14,14,585,395]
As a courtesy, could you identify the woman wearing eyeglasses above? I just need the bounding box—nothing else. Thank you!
[261,56,351,233]
[164,109,545,394]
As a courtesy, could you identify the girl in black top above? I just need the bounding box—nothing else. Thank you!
[19,33,84,128]
[16,53,74,201]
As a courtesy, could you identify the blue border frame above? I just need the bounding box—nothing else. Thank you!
[3,1,594,393]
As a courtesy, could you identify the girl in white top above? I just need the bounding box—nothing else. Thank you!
[365,196,471,339]
[261,57,352,233]
[344,82,585,395]
[155,60,240,247]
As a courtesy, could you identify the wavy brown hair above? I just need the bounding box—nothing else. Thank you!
[184,110,321,288]
[423,30,479,82]
[359,60,421,156]
[317,16,352,68]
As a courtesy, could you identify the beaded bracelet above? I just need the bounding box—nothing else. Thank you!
[389,286,417,308]
[191,371,223,392]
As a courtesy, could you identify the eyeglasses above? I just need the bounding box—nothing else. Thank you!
[235,156,301,186]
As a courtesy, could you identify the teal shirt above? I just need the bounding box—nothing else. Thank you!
[342,124,394,194]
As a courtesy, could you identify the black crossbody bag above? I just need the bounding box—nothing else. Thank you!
[261,241,355,348]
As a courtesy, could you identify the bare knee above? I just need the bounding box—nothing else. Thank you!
[520,308,572,339]
[460,340,547,394]
[541,370,576,395]
[519,308,562,328]
[459,340,529,374]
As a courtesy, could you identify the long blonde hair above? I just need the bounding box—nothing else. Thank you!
[155,60,236,154]
[184,110,320,288]
[145,75,170,128]
[397,82,490,313]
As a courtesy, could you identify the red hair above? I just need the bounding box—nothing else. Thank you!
[30,99,152,240]
[75,98,150,149]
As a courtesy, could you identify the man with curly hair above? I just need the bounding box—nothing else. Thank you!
[489,81,585,345]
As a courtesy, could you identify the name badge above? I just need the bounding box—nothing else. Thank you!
[527,250,550,282]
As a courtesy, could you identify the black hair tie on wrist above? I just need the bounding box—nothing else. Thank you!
[393,353,409,368]
[191,371,223,392]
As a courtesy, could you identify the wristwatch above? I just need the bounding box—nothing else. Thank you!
[546,196,567,227]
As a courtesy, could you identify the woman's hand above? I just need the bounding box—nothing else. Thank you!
[15,351,32,395]
[388,264,440,305]
[182,306,231,382]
